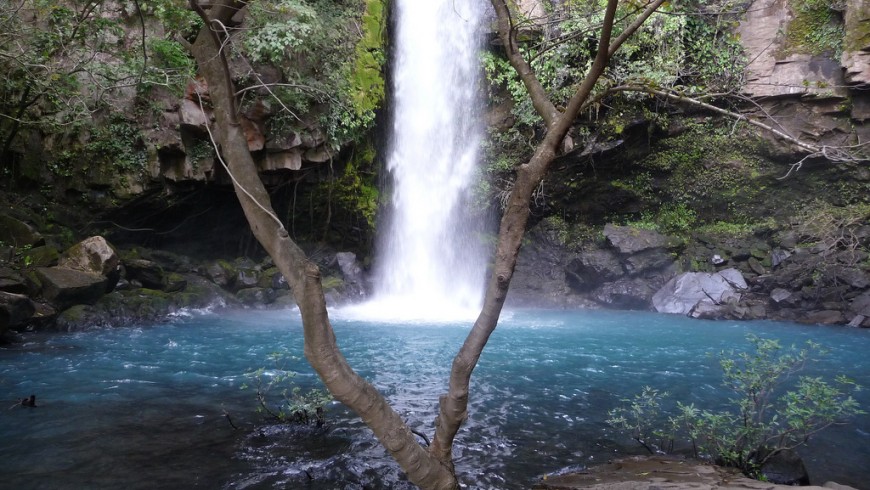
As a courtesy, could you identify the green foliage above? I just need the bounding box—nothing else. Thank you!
[481,1,745,134]
[624,203,697,235]
[142,38,195,95]
[636,121,768,216]
[244,0,319,64]
[87,118,147,173]
[348,0,387,116]
[137,0,202,38]
[327,145,380,231]
[242,349,332,426]
[239,0,386,146]
[609,335,864,478]
[695,218,778,238]
[187,139,215,166]
[606,386,674,454]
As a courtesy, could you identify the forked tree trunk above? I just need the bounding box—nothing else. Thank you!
[188,1,663,488]
[189,2,457,488]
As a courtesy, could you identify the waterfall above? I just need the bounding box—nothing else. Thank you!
[367,0,488,321]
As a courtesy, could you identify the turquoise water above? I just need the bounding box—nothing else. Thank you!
[2,308,869,489]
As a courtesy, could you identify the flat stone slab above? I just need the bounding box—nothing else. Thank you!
[533,456,858,490]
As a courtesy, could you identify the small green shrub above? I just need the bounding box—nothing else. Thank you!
[242,349,332,426]
[608,335,864,479]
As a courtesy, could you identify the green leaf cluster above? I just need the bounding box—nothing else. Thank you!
[243,349,333,426]
[608,335,864,478]
[239,0,387,146]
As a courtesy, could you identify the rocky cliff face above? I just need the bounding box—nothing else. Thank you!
[496,0,869,326]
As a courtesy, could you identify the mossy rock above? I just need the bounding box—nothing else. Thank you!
[55,304,92,330]
[27,245,60,267]
[0,215,44,247]
[321,276,344,291]
[163,272,187,293]
[236,287,277,306]
[258,267,280,289]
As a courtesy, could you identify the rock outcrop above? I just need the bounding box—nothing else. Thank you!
[509,218,869,327]
[652,269,747,316]
[533,455,858,490]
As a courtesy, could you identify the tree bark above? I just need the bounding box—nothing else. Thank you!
[188,2,457,488]
[431,0,666,468]
[189,0,665,488]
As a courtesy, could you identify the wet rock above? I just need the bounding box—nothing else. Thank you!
[124,259,165,290]
[847,315,866,327]
[235,267,260,290]
[59,236,120,277]
[825,266,870,288]
[651,268,747,315]
[770,288,793,304]
[336,252,366,298]
[54,275,233,330]
[265,131,302,151]
[592,278,658,310]
[747,257,765,275]
[163,272,187,293]
[260,150,302,171]
[0,267,27,294]
[849,291,870,317]
[35,267,108,309]
[801,310,845,325]
[565,250,624,292]
[0,215,44,247]
[756,448,810,486]
[604,224,673,255]
[236,287,277,306]
[203,260,236,288]
[624,248,675,276]
[0,291,36,333]
[771,248,791,268]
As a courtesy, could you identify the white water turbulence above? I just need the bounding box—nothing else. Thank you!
[353,0,489,322]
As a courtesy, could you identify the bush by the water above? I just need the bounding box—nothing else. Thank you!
[242,350,332,427]
[607,335,864,479]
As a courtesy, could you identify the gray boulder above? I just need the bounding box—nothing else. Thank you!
[59,236,119,276]
[336,252,365,297]
[0,291,36,333]
[652,268,748,315]
[0,214,44,247]
[565,249,624,292]
[0,267,27,294]
[604,224,673,255]
[592,278,658,310]
[35,267,108,309]
[124,259,165,290]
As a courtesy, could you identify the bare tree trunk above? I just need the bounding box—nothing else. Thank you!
[188,0,665,488]
[188,2,457,488]
[431,0,666,466]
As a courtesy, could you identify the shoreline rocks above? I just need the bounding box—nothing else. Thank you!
[1,235,371,336]
[508,222,870,328]
[533,455,858,490]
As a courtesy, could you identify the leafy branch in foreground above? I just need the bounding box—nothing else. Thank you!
[241,349,332,427]
[608,335,864,479]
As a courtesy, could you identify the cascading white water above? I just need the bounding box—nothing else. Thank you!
[365,0,488,321]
